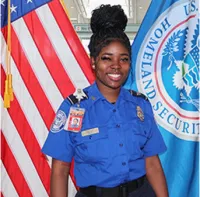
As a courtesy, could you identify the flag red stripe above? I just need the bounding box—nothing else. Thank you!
[23,11,75,98]
[49,0,95,85]
[9,26,55,130]
[1,67,51,195]
[69,159,79,190]
[1,132,32,197]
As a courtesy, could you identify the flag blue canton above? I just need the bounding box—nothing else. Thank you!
[1,0,52,28]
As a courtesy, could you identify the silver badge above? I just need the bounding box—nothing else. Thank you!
[73,88,87,103]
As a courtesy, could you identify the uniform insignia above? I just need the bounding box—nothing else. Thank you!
[50,110,67,132]
[67,89,88,105]
[129,90,148,101]
[136,106,144,121]
[73,88,87,102]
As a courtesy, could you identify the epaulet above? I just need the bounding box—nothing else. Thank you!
[67,89,88,105]
[129,90,149,101]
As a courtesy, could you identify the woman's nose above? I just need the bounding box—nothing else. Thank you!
[110,58,121,69]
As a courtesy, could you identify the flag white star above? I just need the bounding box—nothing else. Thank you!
[0,0,5,6]
[10,4,17,13]
[27,0,33,3]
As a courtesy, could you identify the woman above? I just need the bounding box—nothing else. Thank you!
[42,4,168,197]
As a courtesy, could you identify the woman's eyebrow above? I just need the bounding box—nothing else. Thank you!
[101,53,129,56]
[120,53,129,56]
[101,53,113,56]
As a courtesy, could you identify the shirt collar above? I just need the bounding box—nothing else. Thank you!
[85,82,105,102]
[85,82,138,105]
[118,87,139,105]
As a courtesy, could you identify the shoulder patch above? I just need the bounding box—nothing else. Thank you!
[67,89,88,105]
[50,110,66,133]
[129,90,149,101]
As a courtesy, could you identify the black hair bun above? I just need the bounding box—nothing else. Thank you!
[90,4,128,34]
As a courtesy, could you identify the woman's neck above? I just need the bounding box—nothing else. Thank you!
[96,83,121,103]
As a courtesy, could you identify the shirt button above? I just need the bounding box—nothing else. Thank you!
[119,143,123,147]
[116,124,120,128]
[113,109,116,112]
[122,162,126,166]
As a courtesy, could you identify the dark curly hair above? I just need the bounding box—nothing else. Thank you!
[88,4,131,59]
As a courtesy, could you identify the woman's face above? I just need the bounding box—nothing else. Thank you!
[92,41,130,90]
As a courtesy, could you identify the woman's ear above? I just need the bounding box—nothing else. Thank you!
[90,57,95,70]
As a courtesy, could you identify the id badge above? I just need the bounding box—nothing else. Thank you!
[65,107,85,132]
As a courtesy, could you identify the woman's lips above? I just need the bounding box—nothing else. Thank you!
[107,73,122,81]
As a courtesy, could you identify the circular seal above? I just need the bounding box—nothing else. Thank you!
[135,0,199,141]
[50,110,67,133]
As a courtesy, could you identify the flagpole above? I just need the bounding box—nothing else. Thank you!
[7,0,14,102]
[59,0,69,16]
[4,0,14,108]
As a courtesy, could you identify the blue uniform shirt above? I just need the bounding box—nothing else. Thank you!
[42,83,167,187]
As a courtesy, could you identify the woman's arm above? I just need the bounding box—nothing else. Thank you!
[145,155,169,197]
[50,159,71,197]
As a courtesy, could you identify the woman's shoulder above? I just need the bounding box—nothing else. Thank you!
[122,88,149,103]
[128,89,149,101]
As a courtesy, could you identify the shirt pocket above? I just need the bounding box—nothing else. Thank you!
[125,119,150,160]
[72,125,109,163]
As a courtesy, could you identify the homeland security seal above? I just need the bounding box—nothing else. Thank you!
[135,0,199,141]
[50,110,67,133]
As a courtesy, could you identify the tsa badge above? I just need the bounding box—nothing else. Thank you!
[136,106,144,121]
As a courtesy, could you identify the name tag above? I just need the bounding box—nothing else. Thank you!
[81,128,99,137]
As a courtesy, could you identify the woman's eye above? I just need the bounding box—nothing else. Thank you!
[101,56,111,61]
[121,58,129,62]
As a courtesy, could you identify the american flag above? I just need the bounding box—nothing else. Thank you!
[1,0,95,196]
